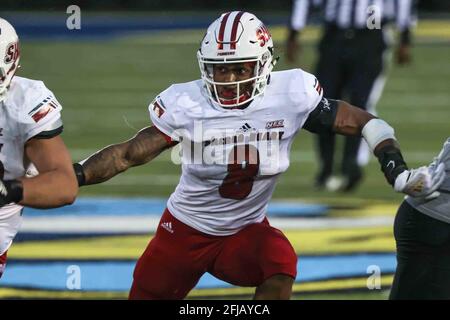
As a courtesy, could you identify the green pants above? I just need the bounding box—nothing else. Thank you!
[390,201,450,300]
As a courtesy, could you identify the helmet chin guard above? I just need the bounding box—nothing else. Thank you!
[0,18,20,103]
[197,11,276,108]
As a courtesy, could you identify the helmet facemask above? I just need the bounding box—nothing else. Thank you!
[197,11,276,109]
[0,52,20,100]
[198,50,273,108]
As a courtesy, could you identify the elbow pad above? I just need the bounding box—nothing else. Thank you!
[303,98,339,134]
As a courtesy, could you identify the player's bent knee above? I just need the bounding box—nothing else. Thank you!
[264,274,295,287]
[254,274,295,300]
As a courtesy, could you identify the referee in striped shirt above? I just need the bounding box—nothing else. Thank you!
[287,0,417,191]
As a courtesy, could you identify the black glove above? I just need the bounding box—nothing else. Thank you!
[0,179,23,208]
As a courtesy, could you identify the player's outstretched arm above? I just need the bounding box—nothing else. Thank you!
[0,136,78,209]
[74,126,173,186]
[333,100,445,197]
[303,99,445,197]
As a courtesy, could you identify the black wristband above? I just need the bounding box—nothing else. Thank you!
[3,180,24,203]
[73,163,86,186]
[375,145,408,186]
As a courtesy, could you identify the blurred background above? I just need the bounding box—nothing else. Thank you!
[0,0,449,299]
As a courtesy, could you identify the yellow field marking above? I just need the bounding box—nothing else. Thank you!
[8,235,149,259]
[286,226,395,254]
[187,275,395,298]
[329,203,398,218]
[271,20,450,41]
[8,225,395,259]
[292,275,394,293]
[0,288,127,299]
[0,276,394,299]
[414,20,450,38]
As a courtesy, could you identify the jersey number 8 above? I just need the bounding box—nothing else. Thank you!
[219,144,260,200]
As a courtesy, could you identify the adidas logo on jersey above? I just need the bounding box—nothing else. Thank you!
[161,221,174,234]
[240,123,252,132]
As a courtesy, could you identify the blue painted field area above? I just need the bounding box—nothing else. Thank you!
[23,198,328,217]
[2,13,287,40]
[1,254,395,291]
[4,197,394,297]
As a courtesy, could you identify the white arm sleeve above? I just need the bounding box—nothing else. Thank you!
[361,118,396,152]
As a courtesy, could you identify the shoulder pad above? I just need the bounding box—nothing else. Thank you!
[4,77,63,141]
[5,77,62,125]
[148,81,205,141]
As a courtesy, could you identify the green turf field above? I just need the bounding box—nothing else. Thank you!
[13,20,450,299]
[19,22,449,201]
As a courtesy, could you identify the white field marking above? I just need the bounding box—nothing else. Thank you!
[20,215,394,234]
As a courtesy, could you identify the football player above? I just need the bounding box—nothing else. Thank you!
[73,12,444,299]
[390,137,450,299]
[0,18,78,277]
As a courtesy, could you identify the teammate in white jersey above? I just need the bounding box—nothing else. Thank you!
[0,18,78,277]
[73,12,445,299]
[390,137,450,299]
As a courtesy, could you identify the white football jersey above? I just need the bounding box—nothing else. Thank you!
[406,137,450,224]
[0,76,63,254]
[149,69,322,235]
